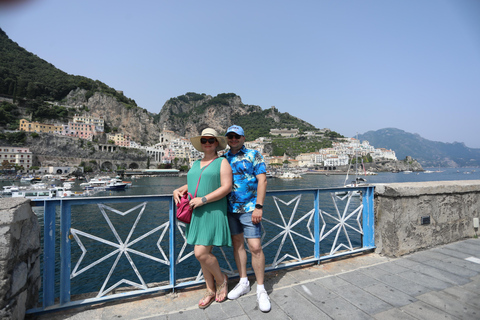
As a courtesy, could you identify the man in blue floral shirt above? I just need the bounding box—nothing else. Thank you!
[224,125,270,312]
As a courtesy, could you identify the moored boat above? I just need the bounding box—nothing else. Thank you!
[2,185,20,195]
[11,186,74,199]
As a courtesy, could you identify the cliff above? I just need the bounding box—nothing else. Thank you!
[65,89,161,146]
[156,93,260,137]
[367,156,424,172]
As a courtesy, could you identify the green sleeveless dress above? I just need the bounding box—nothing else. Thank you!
[185,158,232,247]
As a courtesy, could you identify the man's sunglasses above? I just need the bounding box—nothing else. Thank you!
[200,137,217,144]
[227,133,242,139]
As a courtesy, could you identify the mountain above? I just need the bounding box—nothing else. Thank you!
[156,92,318,139]
[0,28,325,146]
[358,128,480,167]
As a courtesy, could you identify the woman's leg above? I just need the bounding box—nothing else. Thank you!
[194,245,227,302]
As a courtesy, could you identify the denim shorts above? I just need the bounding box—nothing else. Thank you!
[227,211,262,238]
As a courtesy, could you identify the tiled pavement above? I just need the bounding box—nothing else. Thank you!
[30,238,480,319]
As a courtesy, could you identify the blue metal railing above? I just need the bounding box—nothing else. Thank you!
[27,185,375,314]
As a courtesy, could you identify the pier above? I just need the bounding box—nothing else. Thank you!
[1,180,479,319]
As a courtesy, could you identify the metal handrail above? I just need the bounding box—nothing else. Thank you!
[27,186,375,314]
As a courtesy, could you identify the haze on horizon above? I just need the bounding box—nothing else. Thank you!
[1,0,479,148]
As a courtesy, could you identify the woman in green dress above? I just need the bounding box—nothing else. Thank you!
[173,128,232,309]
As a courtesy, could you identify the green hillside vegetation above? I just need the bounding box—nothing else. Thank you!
[0,101,20,129]
[231,106,318,140]
[270,136,334,157]
[0,28,137,114]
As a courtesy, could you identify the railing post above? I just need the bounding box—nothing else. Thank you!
[43,200,56,308]
[169,197,176,290]
[314,190,320,260]
[362,186,375,248]
[60,200,72,304]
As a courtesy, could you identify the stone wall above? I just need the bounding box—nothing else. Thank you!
[374,180,480,257]
[0,198,40,320]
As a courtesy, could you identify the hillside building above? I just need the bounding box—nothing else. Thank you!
[372,148,397,161]
[269,128,299,137]
[107,133,131,147]
[324,154,349,167]
[0,146,32,170]
[19,119,63,134]
[64,121,96,140]
[73,114,104,132]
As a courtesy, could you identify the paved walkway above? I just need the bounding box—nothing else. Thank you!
[30,238,480,320]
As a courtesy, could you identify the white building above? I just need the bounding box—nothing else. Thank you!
[372,148,397,161]
[0,146,32,170]
[324,154,349,167]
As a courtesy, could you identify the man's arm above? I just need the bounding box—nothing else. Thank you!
[252,173,267,224]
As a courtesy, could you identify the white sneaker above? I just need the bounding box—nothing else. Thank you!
[227,281,250,300]
[257,289,271,312]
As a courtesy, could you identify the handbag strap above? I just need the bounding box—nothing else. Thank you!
[193,157,217,197]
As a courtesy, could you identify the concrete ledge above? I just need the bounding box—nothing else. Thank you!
[374,180,480,257]
[375,180,480,197]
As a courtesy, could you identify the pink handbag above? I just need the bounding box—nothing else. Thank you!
[176,192,194,223]
[176,158,216,223]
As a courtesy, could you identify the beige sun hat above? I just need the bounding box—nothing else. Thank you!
[190,128,227,152]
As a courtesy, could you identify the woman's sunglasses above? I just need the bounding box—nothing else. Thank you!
[227,133,242,139]
[200,137,217,144]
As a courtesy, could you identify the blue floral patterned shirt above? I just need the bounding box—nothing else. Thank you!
[225,145,267,214]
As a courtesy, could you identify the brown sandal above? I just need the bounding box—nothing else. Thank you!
[216,273,228,303]
[198,290,215,309]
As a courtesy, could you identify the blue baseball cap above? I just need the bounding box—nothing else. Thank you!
[225,125,244,136]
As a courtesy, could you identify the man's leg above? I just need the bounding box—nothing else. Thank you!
[232,233,248,277]
[247,237,270,312]
[228,233,251,299]
[246,237,265,285]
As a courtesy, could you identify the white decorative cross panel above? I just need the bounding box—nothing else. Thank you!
[70,202,170,297]
[262,195,315,267]
[320,191,364,256]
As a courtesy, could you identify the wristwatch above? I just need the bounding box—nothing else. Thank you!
[255,204,263,209]
[202,196,207,204]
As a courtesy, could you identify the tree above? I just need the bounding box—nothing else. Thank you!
[1,160,13,170]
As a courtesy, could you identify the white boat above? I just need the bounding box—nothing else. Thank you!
[63,182,74,190]
[2,185,20,195]
[20,176,34,183]
[83,176,128,191]
[337,138,367,197]
[277,171,302,179]
[336,177,367,197]
[12,187,74,199]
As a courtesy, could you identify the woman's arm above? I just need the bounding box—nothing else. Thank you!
[189,158,232,208]
[173,184,188,204]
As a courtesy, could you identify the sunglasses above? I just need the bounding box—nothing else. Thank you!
[227,133,242,139]
[200,137,217,144]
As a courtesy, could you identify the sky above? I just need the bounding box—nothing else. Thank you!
[1,0,480,148]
